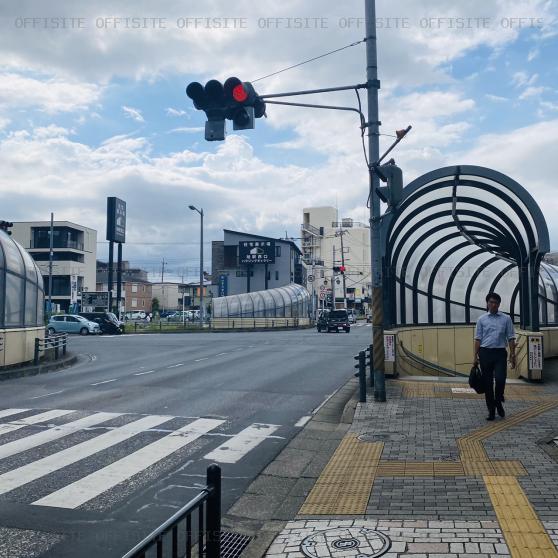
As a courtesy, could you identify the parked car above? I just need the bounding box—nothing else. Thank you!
[348,310,357,324]
[48,315,100,336]
[317,309,350,333]
[79,312,124,335]
[125,311,147,320]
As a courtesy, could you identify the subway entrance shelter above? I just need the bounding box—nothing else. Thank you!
[382,165,557,331]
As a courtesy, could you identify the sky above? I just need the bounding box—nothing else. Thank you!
[0,0,557,282]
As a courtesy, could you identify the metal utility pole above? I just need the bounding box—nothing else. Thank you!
[332,245,336,309]
[161,258,166,312]
[116,243,123,319]
[338,230,348,309]
[48,212,54,317]
[366,0,386,401]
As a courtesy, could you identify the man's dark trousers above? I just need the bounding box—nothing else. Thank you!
[479,347,507,411]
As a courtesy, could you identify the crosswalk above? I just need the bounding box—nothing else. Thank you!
[0,408,281,510]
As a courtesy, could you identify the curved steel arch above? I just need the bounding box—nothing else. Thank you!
[381,165,552,330]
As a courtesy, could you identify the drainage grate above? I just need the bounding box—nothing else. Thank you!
[219,531,252,558]
[358,432,407,443]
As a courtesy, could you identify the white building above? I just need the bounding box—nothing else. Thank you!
[11,221,97,313]
[301,207,371,314]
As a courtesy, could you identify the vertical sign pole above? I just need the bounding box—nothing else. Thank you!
[108,241,114,313]
[48,212,54,318]
[117,243,123,319]
[199,209,204,328]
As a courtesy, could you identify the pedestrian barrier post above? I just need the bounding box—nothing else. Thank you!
[54,336,59,359]
[354,351,366,403]
[369,343,374,387]
[34,338,40,365]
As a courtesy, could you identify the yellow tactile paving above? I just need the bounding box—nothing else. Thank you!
[299,434,383,515]
[485,476,558,557]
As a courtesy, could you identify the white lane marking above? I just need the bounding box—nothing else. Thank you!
[133,370,156,376]
[203,423,280,464]
[33,418,225,509]
[0,409,29,420]
[0,412,122,460]
[295,416,312,428]
[194,357,208,362]
[30,391,65,400]
[90,379,118,386]
[312,391,336,415]
[0,415,172,496]
[167,363,184,368]
[0,409,74,436]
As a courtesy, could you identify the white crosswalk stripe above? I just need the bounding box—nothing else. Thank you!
[33,418,225,509]
[0,409,74,436]
[0,412,122,460]
[204,423,280,464]
[0,408,282,509]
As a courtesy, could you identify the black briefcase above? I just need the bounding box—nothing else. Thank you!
[469,364,485,394]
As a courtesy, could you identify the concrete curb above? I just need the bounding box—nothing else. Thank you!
[222,376,359,558]
[125,325,314,335]
[0,353,78,381]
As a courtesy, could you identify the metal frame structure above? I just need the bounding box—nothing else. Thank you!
[381,166,552,331]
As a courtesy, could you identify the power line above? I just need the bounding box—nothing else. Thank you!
[252,38,366,83]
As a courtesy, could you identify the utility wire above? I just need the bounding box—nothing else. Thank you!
[252,38,366,83]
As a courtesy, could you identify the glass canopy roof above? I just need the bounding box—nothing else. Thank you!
[381,166,552,331]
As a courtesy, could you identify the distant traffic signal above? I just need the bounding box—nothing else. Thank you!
[186,77,266,140]
[333,266,346,274]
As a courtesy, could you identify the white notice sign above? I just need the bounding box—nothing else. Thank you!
[528,336,543,370]
[384,334,396,362]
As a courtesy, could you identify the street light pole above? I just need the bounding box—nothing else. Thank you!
[189,205,204,328]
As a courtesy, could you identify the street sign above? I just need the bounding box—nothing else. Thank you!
[81,291,109,310]
[307,275,314,282]
[320,285,326,291]
[239,240,275,264]
[384,334,396,362]
[106,197,126,243]
[218,274,228,297]
[319,292,325,300]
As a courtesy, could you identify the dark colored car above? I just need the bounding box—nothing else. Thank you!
[79,312,124,335]
[317,309,350,333]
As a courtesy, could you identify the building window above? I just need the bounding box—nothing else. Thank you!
[142,299,145,307]
[132,284,138,293]
[142,285,145,292]
[224,245,238,267]
[275,271,279,281]
[276,246,281,257]
[131,298,137,308]
[320,270,325,278]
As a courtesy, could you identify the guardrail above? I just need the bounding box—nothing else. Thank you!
[211,317,310,330]
[122,465,221,558]
[34,333,68,365]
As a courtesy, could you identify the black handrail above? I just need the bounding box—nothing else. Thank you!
[122,464,221,558]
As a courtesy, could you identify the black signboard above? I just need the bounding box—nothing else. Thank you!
[81,291,109,309]
[106,197,126,243]
[239,240,276,265]
[218,274,228,296]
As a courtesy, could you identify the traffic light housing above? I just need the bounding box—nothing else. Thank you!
[333,266,346,274]
[375,160,404,209]
[186,77,266,140]
[0,220,13,235]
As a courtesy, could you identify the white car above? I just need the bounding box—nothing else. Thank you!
[125,311,147,320]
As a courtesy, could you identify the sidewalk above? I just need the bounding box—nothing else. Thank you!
[263,363,558,557]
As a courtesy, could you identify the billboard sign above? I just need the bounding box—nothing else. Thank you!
[239,240,275,265]
[106,197,126,243]
[81,291,109,310]
[70,274,78,304]
[218,274,228,297]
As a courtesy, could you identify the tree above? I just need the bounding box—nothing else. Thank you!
[151,297,160,313]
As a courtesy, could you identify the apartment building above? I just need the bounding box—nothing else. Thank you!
[11,221,97,313]
[301,207,371,314]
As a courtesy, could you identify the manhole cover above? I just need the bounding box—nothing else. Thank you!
[358,432,407,442]
[301,527,391,558]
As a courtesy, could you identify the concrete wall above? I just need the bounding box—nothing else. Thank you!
[390,324,556,381]
[0,327,45,368]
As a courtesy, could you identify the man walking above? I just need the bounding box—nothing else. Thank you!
[473,292,516,420]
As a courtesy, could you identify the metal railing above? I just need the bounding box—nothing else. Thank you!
[354,344,373,402]
[34,333,68,365]
[211,317,309,330]
[301,222,322,236]
[122,465,221,558]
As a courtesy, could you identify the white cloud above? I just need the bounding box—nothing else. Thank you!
[0,72,101,113]
[485,94,508,102]
[122,105,145,122]
[511,71,538,88]
[166,107,188,117]
[0,117,10,130]
[519,86,547,100]
[527,48,539,61]
[168,126,204,134]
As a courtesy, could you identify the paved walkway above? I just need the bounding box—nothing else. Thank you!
[264,362,558,557]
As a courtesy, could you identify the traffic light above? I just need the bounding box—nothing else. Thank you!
[375,159,403,208]
[186,80,227,141]
[186,77,266,140]
[333,266,345,274]
[0,220,13,235]
[223,77,266,131]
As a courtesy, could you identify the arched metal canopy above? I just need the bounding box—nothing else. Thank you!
[381,165,552,331]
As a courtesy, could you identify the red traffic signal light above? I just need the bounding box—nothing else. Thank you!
[232,84,248,103]
[339,266,346,274]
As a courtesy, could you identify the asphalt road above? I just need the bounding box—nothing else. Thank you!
[0,324,372,558]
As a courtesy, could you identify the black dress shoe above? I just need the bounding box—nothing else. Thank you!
[496,402,505,418]
[486,412,495,421]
